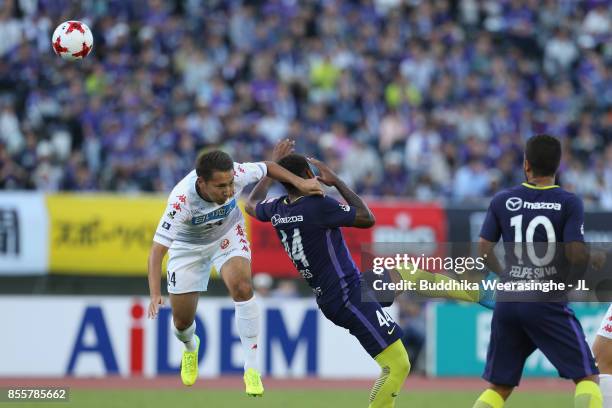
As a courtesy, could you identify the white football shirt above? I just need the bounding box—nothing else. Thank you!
[153,162,267,247]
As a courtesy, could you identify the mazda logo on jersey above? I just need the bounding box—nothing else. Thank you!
[506,197,523,211]
[271,214,303,226]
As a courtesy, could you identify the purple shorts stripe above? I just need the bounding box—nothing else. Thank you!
[564,306,593,377]
[326,230,349,303]
[347,301,388,349]
[325,230,387,350]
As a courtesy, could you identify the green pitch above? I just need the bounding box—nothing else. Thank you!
[6,389,573,408]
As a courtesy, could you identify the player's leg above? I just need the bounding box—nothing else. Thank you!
[574,376,602,408]
[214,225,263,396]
[219,256,260,368]
[166,245,211,386]
[170,292,200,350]
[593,306,612,407]
[594,335,612,408]
[220,256,263,396]
[473,302,535,408]
[170,292,201,385]
[322,289,409,407]
[369,339,410,408]
[473,384,513,408]
[395,264,495,308]
[521,303,601,408]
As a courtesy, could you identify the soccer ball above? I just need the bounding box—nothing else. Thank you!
[52,21,93,60]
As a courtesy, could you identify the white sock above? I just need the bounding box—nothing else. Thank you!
[602,374,612,408]
[235,295,260,372]
[174,320,197,352]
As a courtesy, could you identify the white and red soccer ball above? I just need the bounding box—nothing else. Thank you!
[52,21,93,60]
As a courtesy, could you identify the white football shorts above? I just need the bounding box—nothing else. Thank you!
[166,222,251,294]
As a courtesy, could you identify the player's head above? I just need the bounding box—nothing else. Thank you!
[277,153,315,194]
[195,150,234,204]
[524,134,561,179]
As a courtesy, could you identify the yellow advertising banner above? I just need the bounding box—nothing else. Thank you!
[46,194,253,276]
[47,194,167,275]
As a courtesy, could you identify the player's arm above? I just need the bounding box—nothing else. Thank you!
[308,157,375,228]
[147,195,187,318]
[245,139,295,218]
[147,241,168,318]
[264,161,323,196]
[245,177,275,218]
[479,196,503,275]
[478,238,503,275]
[562,195,605,268]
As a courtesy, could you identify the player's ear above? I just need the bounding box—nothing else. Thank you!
[523,157,530,173]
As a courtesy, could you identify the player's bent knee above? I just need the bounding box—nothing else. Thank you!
[593,337,612,373]
[173,318,194,331]
[232,279,254,301]
[378,340,411,380]
[490,384,514,400]
[395,345,411,379]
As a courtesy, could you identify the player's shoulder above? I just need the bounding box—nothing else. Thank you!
[488,184,524,208]
[234,161,266,174]
[169,170,196,198]
[259,195,283,207]
[303,195,352,213]
[554,187,583,209]
[303,194,340,206]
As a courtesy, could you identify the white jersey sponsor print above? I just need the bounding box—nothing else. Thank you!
[153,162,266,247]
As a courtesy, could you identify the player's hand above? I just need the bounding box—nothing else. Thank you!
[148,295,164,319]
[272,138,295,161]
[297,177,324,196]
[307,157,339,187]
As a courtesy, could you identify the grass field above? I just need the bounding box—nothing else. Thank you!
[3,389,574,408]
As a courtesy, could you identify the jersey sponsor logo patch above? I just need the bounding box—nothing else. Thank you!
[191,199,237,225]
[523,201,561,211]
[162,221,171,230]
[220,238,230,249]
[271,214,304,226]
[339,204,350,212]
[506,197,561,211]
[506,197,523,211]
[167,210,176,219]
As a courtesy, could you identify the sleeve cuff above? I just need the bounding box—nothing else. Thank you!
[153,234,172,247]
[258,162,268,178]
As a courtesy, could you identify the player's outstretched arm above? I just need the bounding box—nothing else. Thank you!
[245,177,274,218]
[308,157,375,228]
[264,161,323,197]
[245,139,296,218]
[147,241,169,319]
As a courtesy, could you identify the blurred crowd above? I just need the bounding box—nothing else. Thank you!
[0,0,611,207]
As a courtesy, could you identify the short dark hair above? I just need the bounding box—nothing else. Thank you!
[525,134,561,177]
[195,150,233,181]
[277,154,310,193]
